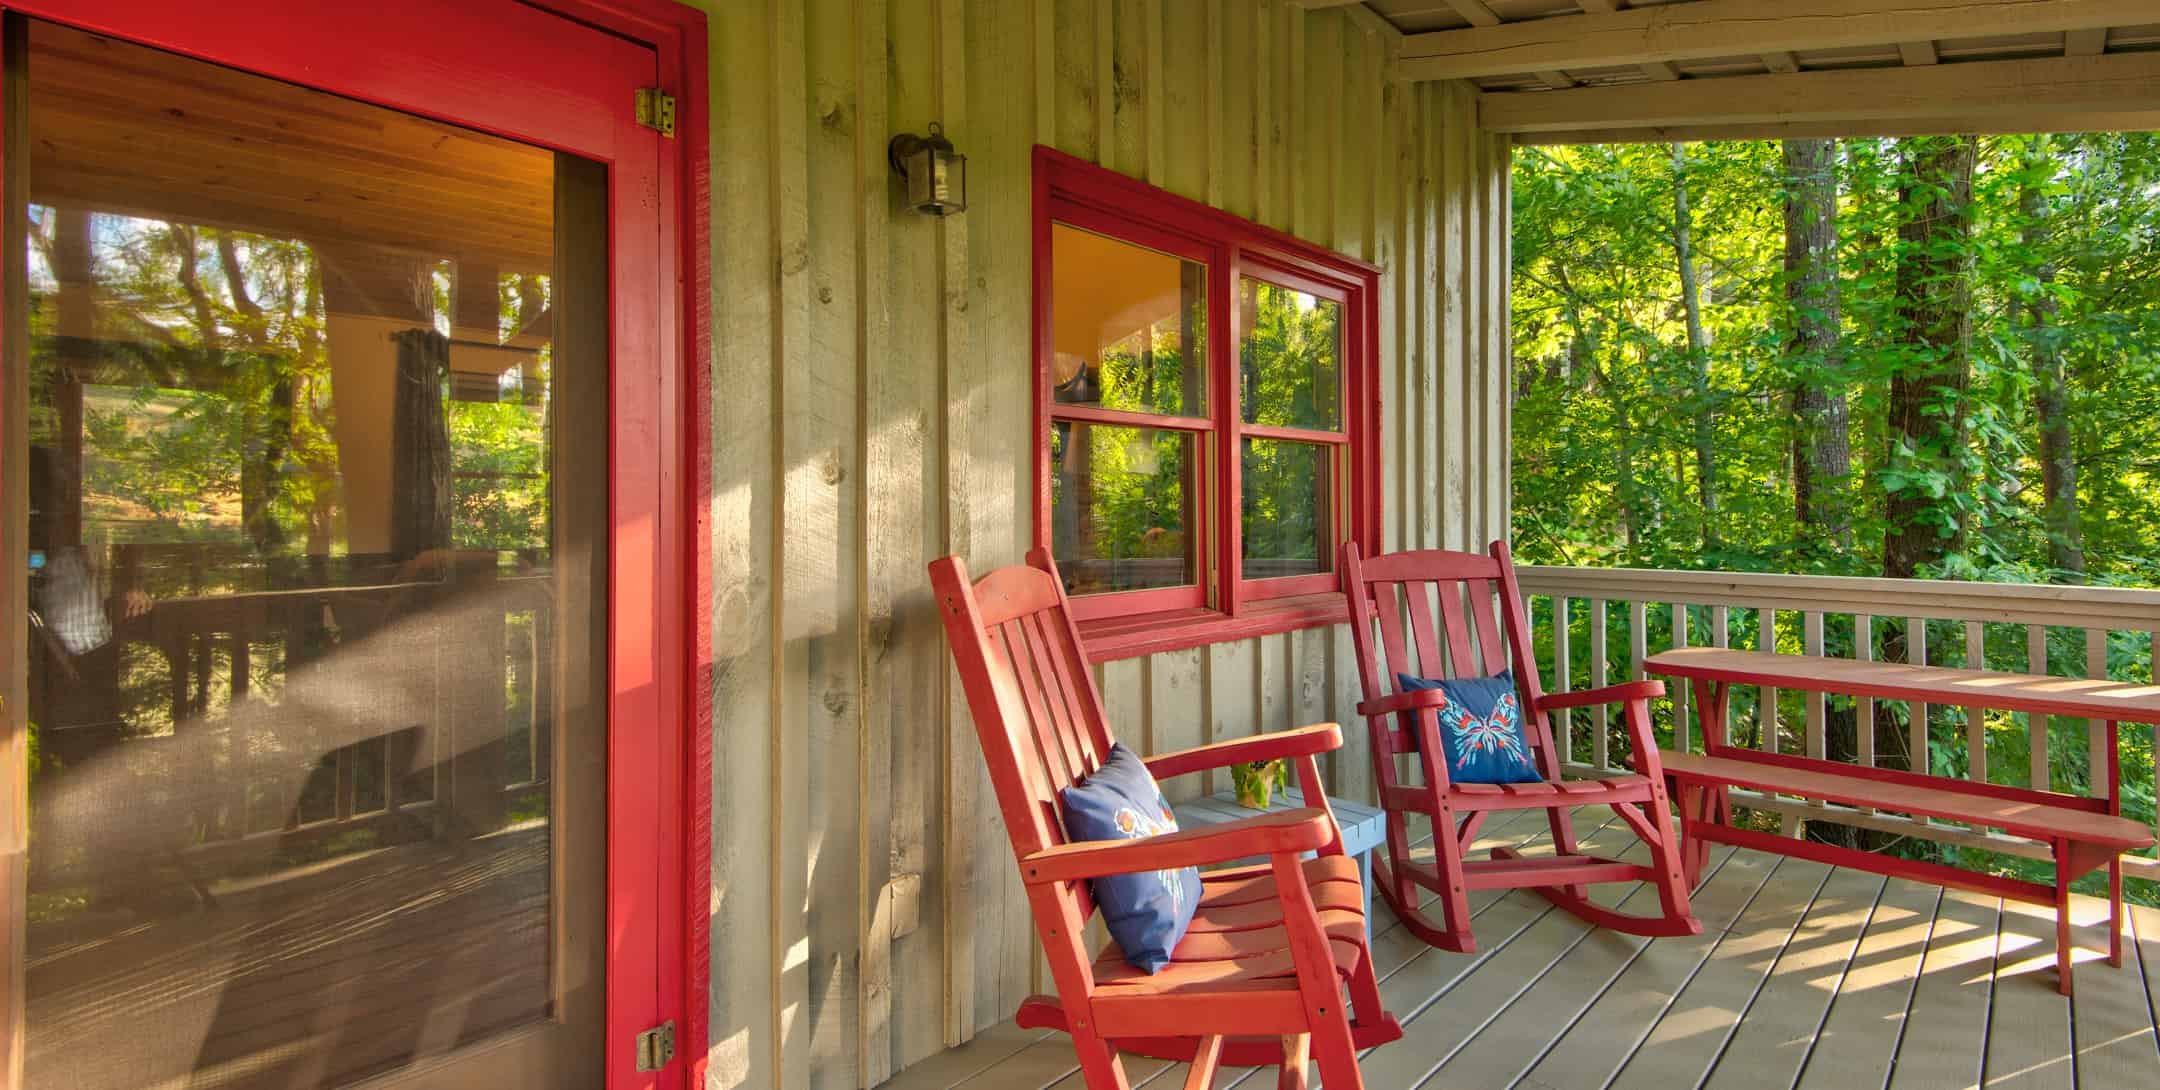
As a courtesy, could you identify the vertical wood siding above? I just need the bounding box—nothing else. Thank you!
[697,1,1509,1086]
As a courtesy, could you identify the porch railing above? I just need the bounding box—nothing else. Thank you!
[1515,565,2160,882]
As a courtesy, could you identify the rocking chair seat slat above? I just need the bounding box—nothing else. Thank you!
[1193,854,1364,908]
[1192,859,1356,928]
[1093,859,1369,992]
[1094,920,1369,992]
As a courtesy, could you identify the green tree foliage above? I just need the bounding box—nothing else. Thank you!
[1512,134,2160,900]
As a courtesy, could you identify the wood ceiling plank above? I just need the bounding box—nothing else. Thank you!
[1401,0,2149,81]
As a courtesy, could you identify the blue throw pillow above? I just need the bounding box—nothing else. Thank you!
[1058,743,1203,974]
[1396,670,1541,785]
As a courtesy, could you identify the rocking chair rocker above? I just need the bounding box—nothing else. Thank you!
[1340,541,1701,953]
[932,549,1403,1090]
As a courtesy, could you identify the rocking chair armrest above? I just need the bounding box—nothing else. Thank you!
[1536,680,1666,712]
[1142,723,1343,781]
[1355,689,1451,719]
[1018,807,1335,885]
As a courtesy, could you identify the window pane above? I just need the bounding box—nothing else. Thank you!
[1241,439,1333,579]
[1050,422,1198,595]
[1239,278,1341,430]
[1051,223,1207,418]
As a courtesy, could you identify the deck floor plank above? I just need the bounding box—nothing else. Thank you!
[1885,889,2000,1090]
[1496,846,1801,1090]
[1791,877,1944,1090]
[1982,895,2073,1090]
[1353,824,1694,1089]
[2069,894,2159,1088]
[1411,838,1774,1089]
[1694,866,1886,1090]
[1596,857,1844,1090]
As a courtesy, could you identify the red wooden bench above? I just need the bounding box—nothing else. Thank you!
[1646,647,2157,995]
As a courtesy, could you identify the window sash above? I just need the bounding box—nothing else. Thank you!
[1034,147,1380,639]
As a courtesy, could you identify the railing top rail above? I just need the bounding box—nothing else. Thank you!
[1518,565,2160,630]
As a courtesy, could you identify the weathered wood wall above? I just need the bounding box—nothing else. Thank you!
[698,1,1510,1087]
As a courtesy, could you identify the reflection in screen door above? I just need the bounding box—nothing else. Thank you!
[11,17,608,1089]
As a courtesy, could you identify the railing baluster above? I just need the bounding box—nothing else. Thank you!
[1964,621,1986,784]
[1856,614,1874,769]
[1629,601,1648,683]
[1711,604,1731,744]
[1672,602,1690,752]
[1629,601,1649,762]
[2087,628,2109,796]
[2028,624,2050,791]
[1553,595,1571,763]
[2152,629,2159,855]
[1758,607,1778,753]
[1591,599,1609,773]
[1907,617,1928,776]
[1803,611,1826,759]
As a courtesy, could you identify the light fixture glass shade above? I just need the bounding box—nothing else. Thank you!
[891,123,967,215]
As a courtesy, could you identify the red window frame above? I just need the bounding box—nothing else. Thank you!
[1032,147,1381,661]
[0,3,713,1089]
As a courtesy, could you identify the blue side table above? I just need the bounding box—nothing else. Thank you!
[1176,786,1387,937]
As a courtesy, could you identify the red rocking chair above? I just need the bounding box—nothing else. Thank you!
[932,549,1403,1090]
[1340,541,1701,953]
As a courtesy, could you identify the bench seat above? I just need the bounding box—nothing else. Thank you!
[1661,749,2153,996]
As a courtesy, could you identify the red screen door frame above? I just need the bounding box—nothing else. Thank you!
[0,2,713,1087]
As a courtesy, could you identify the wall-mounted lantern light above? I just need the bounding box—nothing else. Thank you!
[888,122,967,216]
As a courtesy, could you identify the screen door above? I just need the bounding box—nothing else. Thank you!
[1,5,672,1088]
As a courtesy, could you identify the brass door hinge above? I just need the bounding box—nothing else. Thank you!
[634,88,677,138]
[634,1021,676,1071]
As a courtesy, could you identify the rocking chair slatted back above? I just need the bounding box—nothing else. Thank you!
[1346,545,1561,781]
[931,550,1113,924]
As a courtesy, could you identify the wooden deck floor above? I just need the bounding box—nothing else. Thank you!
[882,807,2160,1090]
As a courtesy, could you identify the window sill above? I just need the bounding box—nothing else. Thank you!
[1076,592,1348,663]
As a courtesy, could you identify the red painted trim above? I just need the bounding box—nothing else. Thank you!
[1068,583,1208,621]
[0,3,712,1087]
[1079,594,1351,663]
[1032,147,1382,648]
[1048,403,1216,431]
[1240,422,1349,444]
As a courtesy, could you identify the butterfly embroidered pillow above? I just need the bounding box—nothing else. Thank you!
[1058,743,1204,973]
[1395,669,1542,785]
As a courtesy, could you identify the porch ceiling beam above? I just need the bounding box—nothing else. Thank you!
[1400,0,2146,82]
[1515,108,2160,145]
[1482,49,2160,135]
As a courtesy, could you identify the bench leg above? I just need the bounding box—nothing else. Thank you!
[2055,840,2076,998]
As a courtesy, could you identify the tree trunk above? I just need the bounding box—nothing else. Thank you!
[1883,135,1977,582]
[1783,139,1851,551]
[1670,143,1717,546]
[2020,136,2085,582]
